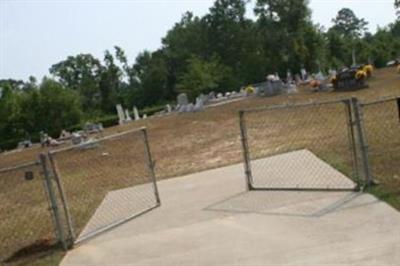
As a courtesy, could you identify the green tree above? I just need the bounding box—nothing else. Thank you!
[0,83,24,148]
[331,8,368,38]
[131,51,170,107]
[329,8,369,65]
[255,0,313,73]
[50,54,102,111]
[35,78,82,136]
[99,49,123,112]
[176,56,233,99]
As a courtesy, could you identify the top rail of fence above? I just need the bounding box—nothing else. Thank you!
[360,95,400,107]
[49,127,147,155]
[239,97,351,114]
[0,160,39,174]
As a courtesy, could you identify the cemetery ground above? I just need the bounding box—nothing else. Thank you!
[1,67,399,265]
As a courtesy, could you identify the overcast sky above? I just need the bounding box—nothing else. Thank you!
[0,0,397,80]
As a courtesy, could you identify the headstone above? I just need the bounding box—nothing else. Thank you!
[194,97,204,112]
[125,109,132,121]
[328,69,337,78]
[166,104,172,113]
[217,93,223,98]
[116,104,126,125]
[208,91,216,99]
[59,130,71,140]
[186,103,194,112]
[301,68,308,80]
[17,140,32,149]
[315,71,325,81]
[133,106,140,121]
[286,69,293,83]
[143,114,147,119]
[40,132,50,147]
[177,93,189,106]
[178,105,187,113]
[266,74,276,81]
[295,74,301,84]
[202,94,209,104]
[83,123,103,134]
[225,92,231,97]
[71,133,83,145]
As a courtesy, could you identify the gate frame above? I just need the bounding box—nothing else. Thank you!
[357,95,400,186]
[47,127,161,246]
[239,98,368,192]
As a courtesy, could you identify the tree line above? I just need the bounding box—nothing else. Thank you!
[1,0,400,150]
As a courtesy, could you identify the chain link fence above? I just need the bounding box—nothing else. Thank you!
[1,95,398,263]
[361,97,400,186]
[48,127,160,244]
[239,99,362,191]
[0,161,59,265]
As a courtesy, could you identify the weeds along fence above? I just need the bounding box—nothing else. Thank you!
[0,161,60,264]
[360,97,400,186]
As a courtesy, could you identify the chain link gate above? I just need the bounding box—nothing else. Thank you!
[239,98,366,191]
[47,127,161,245]
[0,159,66,264]
[360,96,400,186]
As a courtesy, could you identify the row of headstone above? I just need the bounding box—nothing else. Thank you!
[116,104,143,125]
[177,93,205,113]
[256,80,285,97]
[172,89,247,114]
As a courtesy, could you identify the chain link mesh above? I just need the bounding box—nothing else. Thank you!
[0,161,57,264]
[242,100,359,190]
[48,128,159,243]
[361,98,400,185]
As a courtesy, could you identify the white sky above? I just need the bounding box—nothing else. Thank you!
[0,0,397,80]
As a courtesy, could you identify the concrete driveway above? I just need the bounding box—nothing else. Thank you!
[62,156,400,265]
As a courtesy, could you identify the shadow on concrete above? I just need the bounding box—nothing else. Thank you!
[204,190,379,218]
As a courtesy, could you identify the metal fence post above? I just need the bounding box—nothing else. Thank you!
[39,153,67,250]
[344,99,361,190]
[141,127,161,205]
[48,153,76,245]
[239,110,254,190]
[351,97,373,186]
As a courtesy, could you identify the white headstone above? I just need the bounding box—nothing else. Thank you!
[133,106,140,121]
[194,97,204,112]
[301,68,307,80]
[166,104,172,113]
[286,69,292,83]
[125,109,132,121]
[143,114,147,119]
[116,104,126,125]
